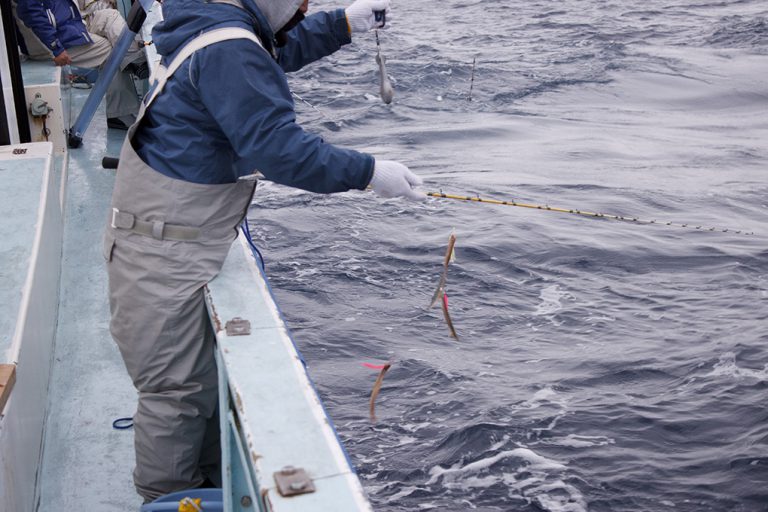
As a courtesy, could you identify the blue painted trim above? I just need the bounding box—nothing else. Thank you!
[241,220,265,271]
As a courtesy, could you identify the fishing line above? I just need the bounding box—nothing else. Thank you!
[374,11,394,104]
[427,191,756,236]
[468,56,476,102]
[291,91,336,122]
[293,12,390,119]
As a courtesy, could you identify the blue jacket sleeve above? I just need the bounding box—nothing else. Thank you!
[192,38,373,193]
[16,0,63,56]
[276,9,351,73]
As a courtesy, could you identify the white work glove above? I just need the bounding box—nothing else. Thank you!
[345,0,390,33]
[370,160,426,201]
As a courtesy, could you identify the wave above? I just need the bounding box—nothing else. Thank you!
[708,16,768,48]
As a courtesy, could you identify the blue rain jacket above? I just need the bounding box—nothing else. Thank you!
[133,0,375,192]
[16,0,93,56]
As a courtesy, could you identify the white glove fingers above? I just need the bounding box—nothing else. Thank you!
[405,171,423,187]
[370,160,425,202]
[391,175,423,201]
[367,0,390,9]
[405,188,427,201]
[346,0,392,33]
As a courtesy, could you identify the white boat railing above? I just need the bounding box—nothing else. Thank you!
[0,141,64,512]
[206,234,373,511]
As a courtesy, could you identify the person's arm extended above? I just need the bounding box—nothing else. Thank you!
[196,39,373,193]
[16,0,65,56]
[276,9,351,73]
[276,0,391,72]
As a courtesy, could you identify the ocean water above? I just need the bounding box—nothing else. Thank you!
[247,1,768,510]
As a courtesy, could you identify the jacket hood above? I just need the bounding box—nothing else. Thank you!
[153,0,304,57]
[252,0,304,34]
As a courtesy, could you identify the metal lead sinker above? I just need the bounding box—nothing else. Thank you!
[373,11,394,105]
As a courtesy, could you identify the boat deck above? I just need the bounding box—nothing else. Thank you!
[36,92,138,509]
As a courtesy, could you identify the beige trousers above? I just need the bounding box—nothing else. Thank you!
[15,6,141,118]
[83,8,145,70]
[66,34,140,118]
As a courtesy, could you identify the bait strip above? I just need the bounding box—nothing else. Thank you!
[429,232,459,339]
[368,362,392,422]
[441,292,458,339]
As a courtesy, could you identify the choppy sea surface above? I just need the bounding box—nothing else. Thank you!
[247,1,768,510]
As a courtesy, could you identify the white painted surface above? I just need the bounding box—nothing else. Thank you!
[0,14,20,144]
[21,61,69,213]
[0,142,63,512]
[22,65,67,156]
[206,234,373,511]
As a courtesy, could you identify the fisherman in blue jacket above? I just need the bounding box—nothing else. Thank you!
[15,0,144,128]
[104,0,423,502]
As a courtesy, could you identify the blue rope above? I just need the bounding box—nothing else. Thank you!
[241,218,265,271]
[112,417,134,430]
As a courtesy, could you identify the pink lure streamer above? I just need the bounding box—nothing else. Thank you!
[362,362,388,370]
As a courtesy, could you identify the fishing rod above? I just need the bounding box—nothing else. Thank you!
[427,191,756,236]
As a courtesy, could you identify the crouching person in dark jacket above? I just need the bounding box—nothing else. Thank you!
[15,0,145,129]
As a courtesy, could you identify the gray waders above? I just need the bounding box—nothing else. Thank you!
[103,28,264,502]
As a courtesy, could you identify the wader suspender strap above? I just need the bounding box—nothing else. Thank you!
[111,27,264,242]
[146,27,265,107]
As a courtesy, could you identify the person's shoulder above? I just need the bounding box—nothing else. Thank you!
[198,29,271,60]
[187,31,275,86]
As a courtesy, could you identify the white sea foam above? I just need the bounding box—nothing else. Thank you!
[529,484,588,512]
[394,435,418,446]
[585,314,616,323]
[533,284,571,316]
[489,435,510,452]
[528,386,560,404]
[427,448,566,485]
[401,421,432,433]
[385,485,424,503]
[427,445,587,512]
[536,434,614,448]
[513,386,572,436]
[706,352,768,380]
